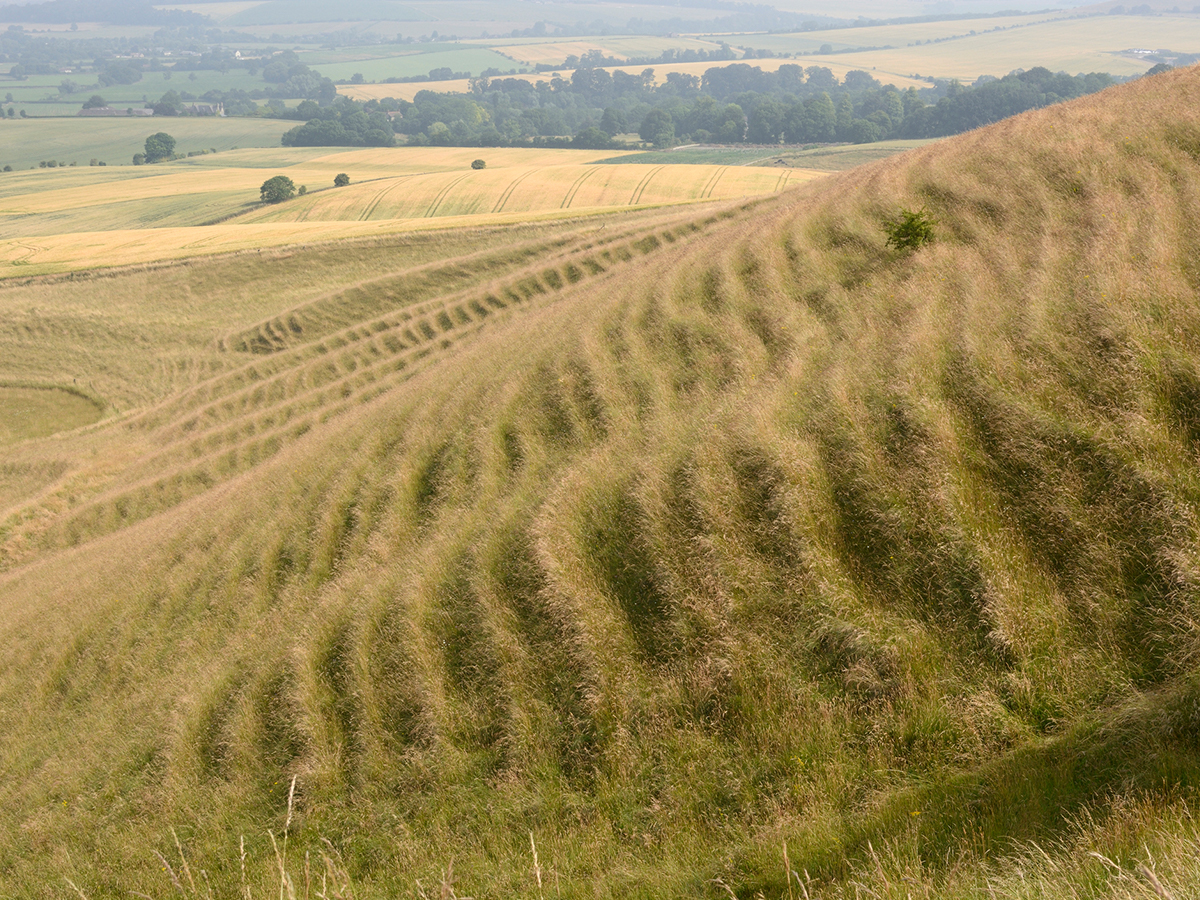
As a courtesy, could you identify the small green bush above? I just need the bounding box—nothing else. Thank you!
[883,206,936,251]
[334,172,350,187]
[471,158,486,169]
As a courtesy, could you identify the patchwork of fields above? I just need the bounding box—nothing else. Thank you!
[737,13,1200,80]
[0,118,295,172]
[0,145,822,276]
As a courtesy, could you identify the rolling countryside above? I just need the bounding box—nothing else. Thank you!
[0,146,819,276]
[2,41,1200,897]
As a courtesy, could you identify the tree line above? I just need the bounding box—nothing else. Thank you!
[352,63,1120,150]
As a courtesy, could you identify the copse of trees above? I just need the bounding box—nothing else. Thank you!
[281,96,395,147]
[259,51,336,105]
[901,67,1115,137]
[98,60,142,86]
[357,62,1117,151]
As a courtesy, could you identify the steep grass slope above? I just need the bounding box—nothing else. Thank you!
[3,67,1200,898]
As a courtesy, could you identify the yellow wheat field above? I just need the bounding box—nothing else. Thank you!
[239,163,814,224]
[0,147,641,218]
[0,145,824,276]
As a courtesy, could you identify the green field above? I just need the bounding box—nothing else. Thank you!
[2,69,286,117]
[597,140,937,169]
[0,118,293,171]
[312,47,521,81]
[0,385,103,445]
[1,65,1200,899]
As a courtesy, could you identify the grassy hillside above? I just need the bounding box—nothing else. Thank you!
[3,64,1200,899]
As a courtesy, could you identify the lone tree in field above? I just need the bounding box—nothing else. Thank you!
[334,172,350,187]
[883,206,936,252]
[143,132,175,163]
[260,175,297,203]
[471,158,486,169]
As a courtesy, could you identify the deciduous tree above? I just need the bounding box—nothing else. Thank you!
[143,132,175,163]
[261,175,296,203]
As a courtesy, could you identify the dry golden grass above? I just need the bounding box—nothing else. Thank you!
[2,64,1200,899]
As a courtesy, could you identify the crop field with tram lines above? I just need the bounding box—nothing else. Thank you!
[0,146,821,276]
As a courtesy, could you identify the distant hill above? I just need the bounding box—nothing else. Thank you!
[0,0,208,25]
[2,63,1200,899]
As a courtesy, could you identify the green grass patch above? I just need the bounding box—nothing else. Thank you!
[0,385,103,444]
[595,147,778,166]
[313,47,521,81]
[594,141,938,170]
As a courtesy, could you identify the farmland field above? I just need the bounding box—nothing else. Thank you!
[239,160,809,222]
[0,145,823,276]
[1,70,294,118]
[600,139,938,170]
[736,13,1200,80]
[0,118,294,172]
[310,47,519,82]
[734,10,1079,54]
[489,35,728,65]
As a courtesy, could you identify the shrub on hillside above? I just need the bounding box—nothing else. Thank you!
[471,158,486,169]
[884,207,936,251]
[334,173,350,186]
